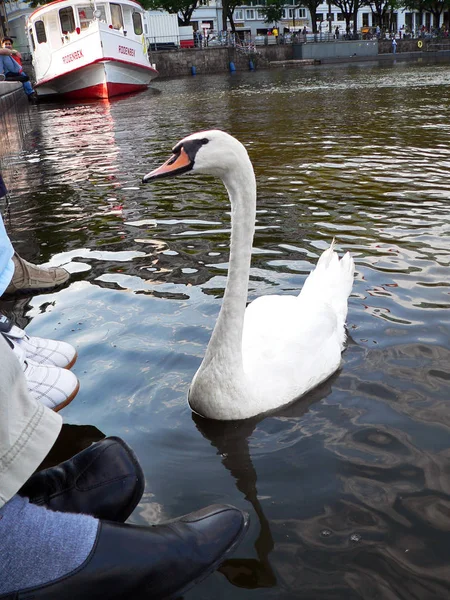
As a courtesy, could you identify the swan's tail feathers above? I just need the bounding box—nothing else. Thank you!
[298,244,355,328]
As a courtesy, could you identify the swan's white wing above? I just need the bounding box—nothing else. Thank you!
[242,294,343,411]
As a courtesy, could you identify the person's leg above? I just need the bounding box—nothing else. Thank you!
[0,335,249,599]
[0,334,62,506]
[2,55,23,78]
[0,499,248,599]
[22,77,34,96]
[0,495,98,595]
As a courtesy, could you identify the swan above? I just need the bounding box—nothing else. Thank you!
[142,130,355,421]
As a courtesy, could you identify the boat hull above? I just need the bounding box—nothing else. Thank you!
[36,59,156,100]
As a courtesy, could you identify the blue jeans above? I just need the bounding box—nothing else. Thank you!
[0,55,34,96]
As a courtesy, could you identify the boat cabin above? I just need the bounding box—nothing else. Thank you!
[27,0,149,55]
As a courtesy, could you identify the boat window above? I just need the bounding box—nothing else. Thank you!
[132,12,143,35]
[29,27,36,49]
[77,5,107,28]
[35,20,47,44]
[59,6,76,34]
[133,12,142,35]
[110,3,123,30]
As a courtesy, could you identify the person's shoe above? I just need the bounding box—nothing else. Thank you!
[6,337,80,411]
[1,313,77,369]
[1,504,249,600]
[28,91,38,103]
[4,252,69,295]
[20,437,145,522]
[0,74,5,82]
[23,359,80,411]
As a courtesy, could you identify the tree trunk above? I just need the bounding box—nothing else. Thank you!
[222,0,228,31]
[228,11,236,33]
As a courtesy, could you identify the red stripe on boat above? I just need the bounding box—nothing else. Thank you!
[62,81,148,100]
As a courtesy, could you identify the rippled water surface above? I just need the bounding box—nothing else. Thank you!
[2,59,450,599]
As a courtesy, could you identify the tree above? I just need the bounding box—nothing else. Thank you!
[144,0,199,26]
[364,0,399,30]
[331,0,366,33]
[298,0,324,32]
[261,0,284,25]
[223,0,246,32]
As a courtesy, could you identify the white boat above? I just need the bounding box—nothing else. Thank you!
[26,0,158,100]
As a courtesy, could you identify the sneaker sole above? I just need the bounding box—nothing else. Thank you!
[53,379,80,412]
[3,280,70,298]
[64,352,78,370]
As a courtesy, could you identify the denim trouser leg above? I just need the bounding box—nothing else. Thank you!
[22,79,34,95]
[0,55,21,75]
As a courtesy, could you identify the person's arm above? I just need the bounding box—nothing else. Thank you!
[0,48,17,57]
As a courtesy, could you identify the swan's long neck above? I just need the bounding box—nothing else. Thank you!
[202,162,256,368]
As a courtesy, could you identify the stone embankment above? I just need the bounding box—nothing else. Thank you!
[0,81,23,112]
[151,38,450,78]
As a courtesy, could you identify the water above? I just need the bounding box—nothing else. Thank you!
[1,59,450,599]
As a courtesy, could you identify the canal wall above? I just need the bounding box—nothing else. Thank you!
[150,45,287,78]
[0,82,33,189]
[151,39,450,78]
[0,82,23,114]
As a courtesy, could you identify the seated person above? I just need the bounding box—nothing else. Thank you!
[0,37,37,100]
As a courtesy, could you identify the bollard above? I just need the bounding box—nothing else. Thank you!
[191,65,196,75]
[229,62,236,72]
[249,60,254,71]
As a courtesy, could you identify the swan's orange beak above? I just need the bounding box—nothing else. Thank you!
[142,147,193,182]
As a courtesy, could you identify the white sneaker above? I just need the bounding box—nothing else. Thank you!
[10,340,80,411]
[4,324,77,369]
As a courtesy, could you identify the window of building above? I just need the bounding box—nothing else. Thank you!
[59,7,76,34]
[298,8,306,18]
[245,9,255,20]
[316,13,323,21]
[336,13,344,20]
[199,0,210,5]
[362,13,369,26]
[35,21,46,43]
[281,8,287,18]
[257,9,265,19]
[132,11,143,34]
[234,9,244,20]
[110,3,124,29]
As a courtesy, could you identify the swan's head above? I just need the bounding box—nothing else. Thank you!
[142,129,251,183]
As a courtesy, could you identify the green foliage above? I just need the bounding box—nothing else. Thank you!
[144,0,198,25]
[261,0,284,23]
[298,0,323,32]
[331,0,366,31]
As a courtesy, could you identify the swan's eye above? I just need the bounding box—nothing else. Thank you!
[200,138,209,145]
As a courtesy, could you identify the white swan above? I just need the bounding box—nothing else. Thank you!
[143,130,355,421]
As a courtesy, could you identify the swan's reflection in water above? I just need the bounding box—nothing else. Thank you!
[192,376,337,591]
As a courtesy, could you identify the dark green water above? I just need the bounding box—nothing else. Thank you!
[1,59,450,599]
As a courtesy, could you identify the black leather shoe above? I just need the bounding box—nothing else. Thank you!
[1,504,249,600]
[19,437,144,522]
